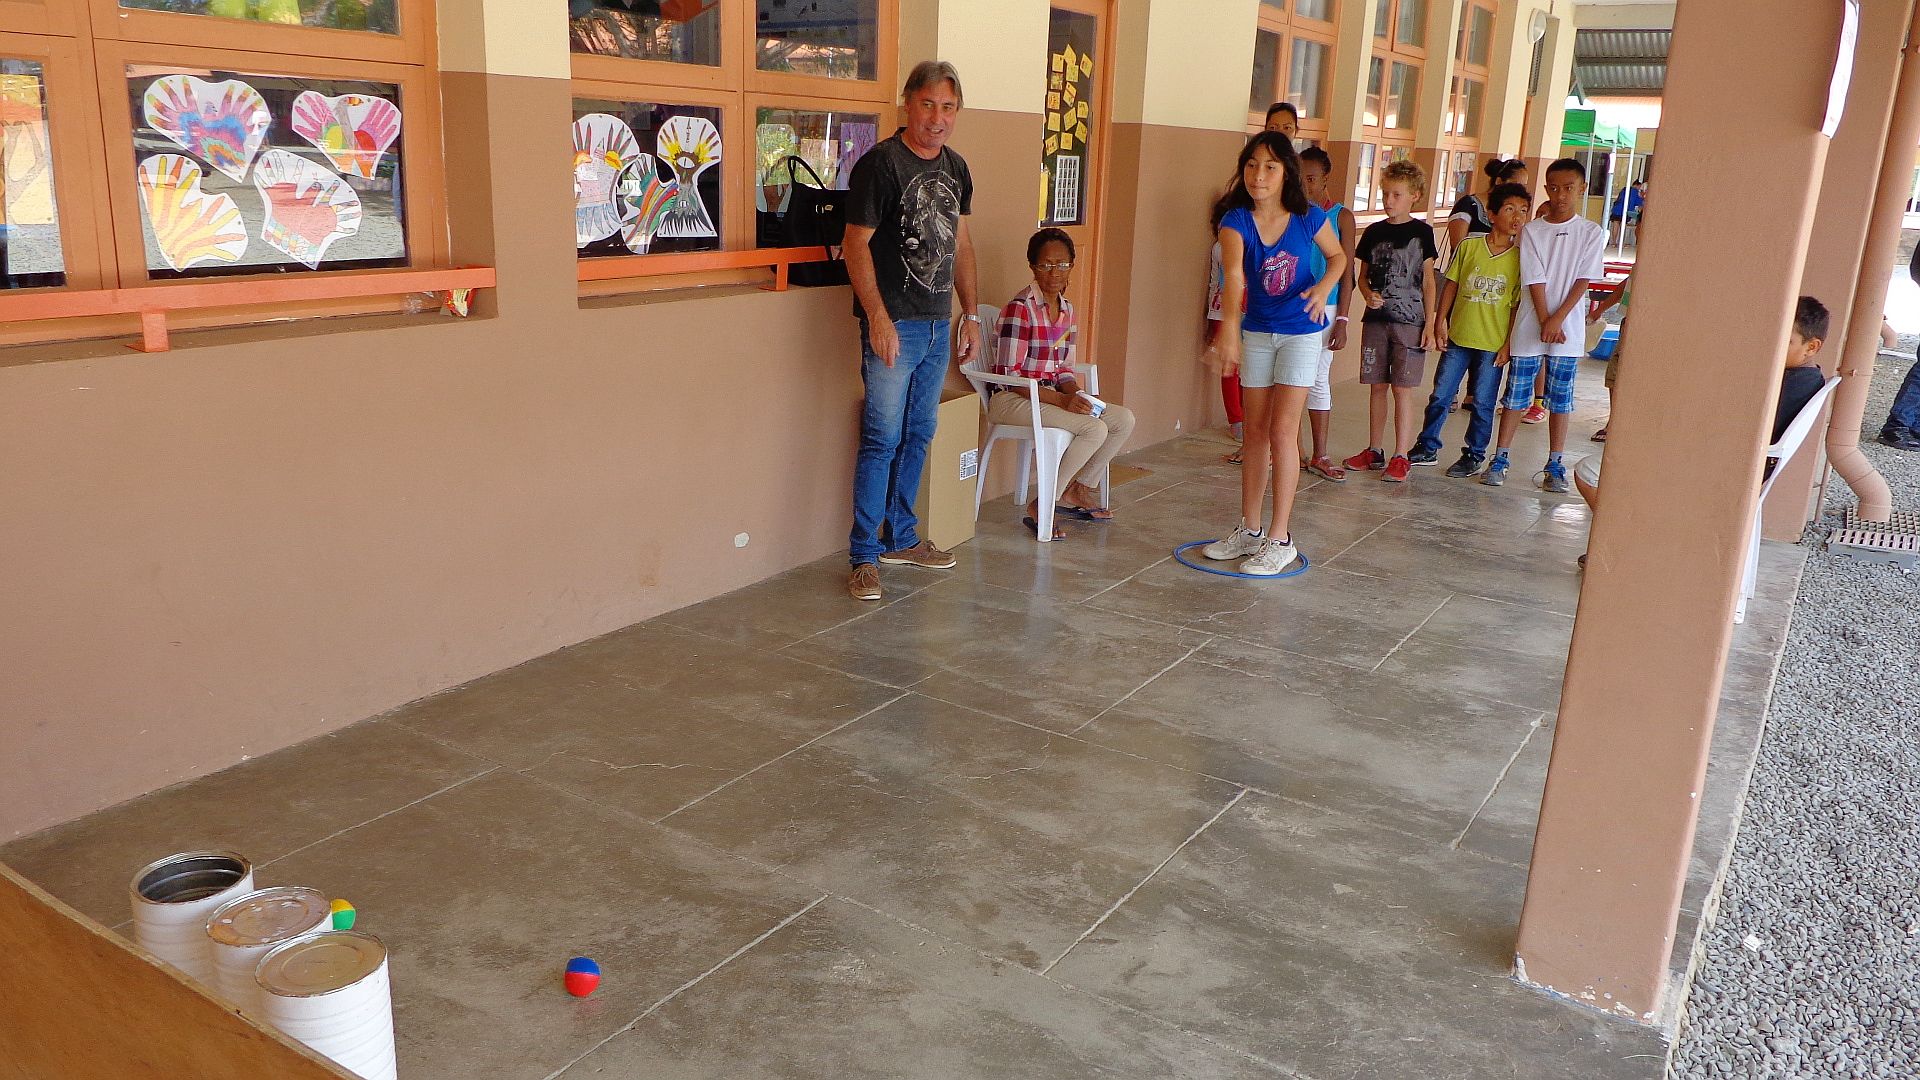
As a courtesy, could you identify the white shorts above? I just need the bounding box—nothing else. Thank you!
[1239,330,1323,390]
[1307,331,1336,411]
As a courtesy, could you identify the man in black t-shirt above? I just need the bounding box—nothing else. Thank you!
[842,60,979,601]
[1879,242,1920,451]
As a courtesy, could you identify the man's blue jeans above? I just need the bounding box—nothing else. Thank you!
[850,318,950,566]
[1414,343,1500,460]
[1884,345,1920,436]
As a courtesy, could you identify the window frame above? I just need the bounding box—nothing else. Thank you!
[88,0,435,67]
[569,0,900,289]
[0,28,112,291]
[1246,0,1335,140]
[97,39,450,286]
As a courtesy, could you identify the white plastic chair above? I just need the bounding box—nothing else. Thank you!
[958,304,1108,543]
[1736,374,1842,623]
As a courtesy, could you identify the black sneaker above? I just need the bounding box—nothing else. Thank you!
[1881,428,1920,452]
[1406,447,1439,466]
[1445,452,1483,479]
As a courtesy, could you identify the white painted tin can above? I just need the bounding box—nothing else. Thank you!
[129,850,254,984]
[257,931,397,1080]
[206,886,332,1013]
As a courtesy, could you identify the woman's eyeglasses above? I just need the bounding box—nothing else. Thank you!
[1033,262,1074,272]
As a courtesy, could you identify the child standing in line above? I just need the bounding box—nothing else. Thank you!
[1411,181,1530,477]
[1484,158,1607,491]
[1203,131,1347,576]
[1298,146,1355,481]
[1342,160,1438,483]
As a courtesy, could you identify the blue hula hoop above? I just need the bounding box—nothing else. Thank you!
[1173,540,1312,580]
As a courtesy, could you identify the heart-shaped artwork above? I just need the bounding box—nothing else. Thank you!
[136,154,248,272]
[142,75,272,183]
[289,91,402,179]
[251,149,362,269]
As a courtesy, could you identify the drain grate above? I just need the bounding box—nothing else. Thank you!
[1842,506,1920,534]
[1827,527,1920,570]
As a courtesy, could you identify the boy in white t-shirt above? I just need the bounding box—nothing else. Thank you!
[1483,158,1607,493]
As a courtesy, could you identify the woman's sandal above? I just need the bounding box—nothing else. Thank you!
[1023,516,1067,540]
[1223,450,1243,465]
[1305,456,1347,482]
[1055,504,1114,522]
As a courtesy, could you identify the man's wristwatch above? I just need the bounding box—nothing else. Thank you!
[961,314,981,324]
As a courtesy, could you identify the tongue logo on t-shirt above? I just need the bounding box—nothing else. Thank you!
[1260,250,1298,297]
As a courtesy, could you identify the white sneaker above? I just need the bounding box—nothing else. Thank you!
[1203,524,1264,561]
[1239,536,1299,576]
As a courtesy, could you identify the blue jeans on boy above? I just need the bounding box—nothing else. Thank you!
[1884,347,1920,436]
[850,317,951,566]
[1414,344,1500,460]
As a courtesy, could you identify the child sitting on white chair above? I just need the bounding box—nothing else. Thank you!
[988,228,1136,539]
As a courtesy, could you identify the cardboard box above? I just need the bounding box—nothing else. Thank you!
[914,389,981,552]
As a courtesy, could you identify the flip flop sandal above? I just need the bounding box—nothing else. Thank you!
[1591,428,1608,442]
[1223,451,1243,465]
[1055,505,1113,522]
[1023,516,1067,540]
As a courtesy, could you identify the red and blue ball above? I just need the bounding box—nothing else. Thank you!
[563,956,601,997]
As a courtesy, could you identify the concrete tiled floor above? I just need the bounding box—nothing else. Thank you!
[3,373,1804,1079]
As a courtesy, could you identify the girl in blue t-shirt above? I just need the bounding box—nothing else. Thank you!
[1202,131,1347,577]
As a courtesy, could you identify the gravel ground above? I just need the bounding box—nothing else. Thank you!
[1671,336,1920,1080]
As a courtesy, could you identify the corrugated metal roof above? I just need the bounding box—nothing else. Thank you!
[1575,29,1669,96]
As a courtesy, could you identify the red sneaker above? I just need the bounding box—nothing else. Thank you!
[1343,448,1386,471]
[1382,455,1411,483]
[1521,402,1549,425]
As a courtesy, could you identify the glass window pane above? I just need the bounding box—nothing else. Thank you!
[1294,0,1331,19]
[1287,38,1327,119]
[1463,77,1484,138]
[1387,61,1418,129]
[118,0,397,34]
[1260,0,1286,8]
[755,106,876,245]
[1353,143,1376,208]
[1468,5,1494,65]
[1041,8,1097,226]
[1364,55,1383,127]
[1,59,64,289]
[1396,0,1424,45]
[1453,151,1475,206]
[758,0,878,81]
[569,0,721,65]
[1373,0,1388,38]
[129,67,408,278]
[572,98,723,257]
[1250,30,1281,115]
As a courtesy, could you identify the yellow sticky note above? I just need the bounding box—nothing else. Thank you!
[1048,92,1060,111]
[1076,121,1088,142]
[1076,100,1089,120]
[1080,55,1094,77]
[1063,81,1077,106]
[1045,134,1059,155]
[1063,44,1077,69]
[1061,132,1075,152]
[1051,53,1065,73]
[1048,111,1061,132]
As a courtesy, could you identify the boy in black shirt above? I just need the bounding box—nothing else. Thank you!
[1343,160,1439,483]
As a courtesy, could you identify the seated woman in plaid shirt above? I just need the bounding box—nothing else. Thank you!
[990,228,1138,538]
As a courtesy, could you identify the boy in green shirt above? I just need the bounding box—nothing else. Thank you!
[1409,182,1530,478]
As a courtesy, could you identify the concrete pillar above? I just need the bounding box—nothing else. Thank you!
[1765,0,1916,541]
[1411,0,1465,217]
[1481,0,1546,160]
[1513,0,1841,1023]
[1517,9,1576,177]
[438,0,576,318]
[1324,0,1383,205]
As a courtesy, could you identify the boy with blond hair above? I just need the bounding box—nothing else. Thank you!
[1343,160,1439,483]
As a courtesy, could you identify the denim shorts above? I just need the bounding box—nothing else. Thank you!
[1240,330,1323,390]
[1503,354,1580,414]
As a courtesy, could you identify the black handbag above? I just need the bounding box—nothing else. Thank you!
[769,156,849,288]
